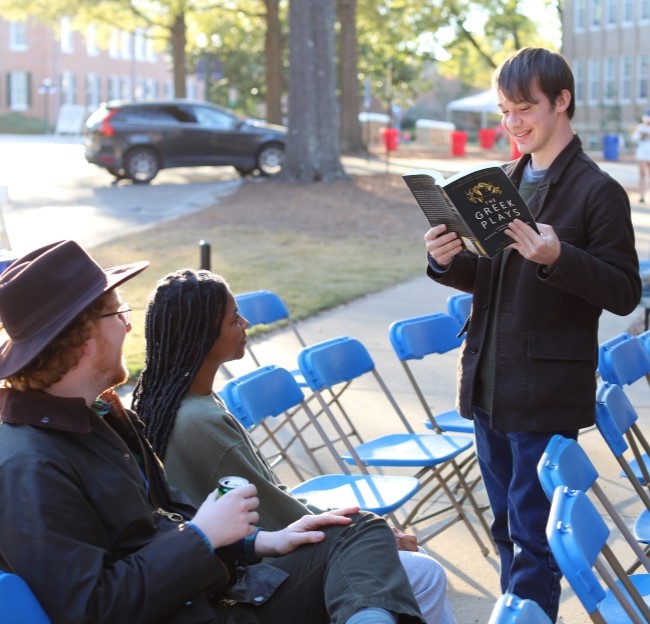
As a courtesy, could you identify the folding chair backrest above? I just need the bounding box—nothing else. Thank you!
[298,336,375,390]
[487,593,552,624]
[0,572,50,623]
[547,487,650,623]
[596,381,650,493]
[221,365,305,428]
[388,312,463,361]
[598,332,650,386]
[596,381,638,458]
[236,290,292,328]
[547,487,611,616]
[446,292,472,328]
[537,434,598,501]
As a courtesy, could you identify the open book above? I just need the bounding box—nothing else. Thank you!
[403,161,538,258]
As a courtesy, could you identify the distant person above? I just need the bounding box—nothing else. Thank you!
[0,240,425,624]
[423,47,640,621]
[632,111,650,203]
[133,267,456,624]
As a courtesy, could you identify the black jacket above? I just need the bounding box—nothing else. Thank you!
[428,136,641,431]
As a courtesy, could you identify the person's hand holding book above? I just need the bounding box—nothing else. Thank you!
[424,224,464,268]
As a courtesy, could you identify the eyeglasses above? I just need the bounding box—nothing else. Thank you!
[98,303,132,326]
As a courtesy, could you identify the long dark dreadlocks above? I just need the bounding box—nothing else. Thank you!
[132,268,230,459]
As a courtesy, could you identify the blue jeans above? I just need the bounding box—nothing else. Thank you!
[472,409,578,623]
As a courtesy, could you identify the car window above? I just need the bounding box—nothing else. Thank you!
[113,106,180,125]
[193,106,237,129]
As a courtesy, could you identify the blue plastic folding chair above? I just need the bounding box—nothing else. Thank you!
[220,364,420,517]
[487,593,551,624]
[297,335,494,554]
[596,382,650,492]
[538,434,650,574]
[547,486,650,623]
[598,332,650,390]
[446,292,472,329]
[388,312,472,434]
[0,572,50,623]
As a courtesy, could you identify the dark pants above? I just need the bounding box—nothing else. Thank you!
[473,409,578,623]
[223,512,423,624]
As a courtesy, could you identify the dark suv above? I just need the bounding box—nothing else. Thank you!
[83,100,286,183]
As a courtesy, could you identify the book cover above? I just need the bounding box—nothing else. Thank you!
[403,161,538,258]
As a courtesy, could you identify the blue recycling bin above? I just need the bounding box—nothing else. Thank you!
[603,133,619,161]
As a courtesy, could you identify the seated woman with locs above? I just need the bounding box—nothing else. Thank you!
[133,268,456,624]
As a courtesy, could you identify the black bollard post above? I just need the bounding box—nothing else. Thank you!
[199,240,211,271]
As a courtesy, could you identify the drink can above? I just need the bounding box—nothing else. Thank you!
[217,476,249,498]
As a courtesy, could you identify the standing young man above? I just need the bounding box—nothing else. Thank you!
[0,240,424,624]
[424,47,640,621]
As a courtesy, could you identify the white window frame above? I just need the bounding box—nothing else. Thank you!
[589,0,602,29]
[574,59,585,104]
[60,16,74,54]
[622,0,634,24]
[86,24,99,57]
[638,54,650,102]
[85,73,102,109]
[9,21,28,51]
[620,55,633,102]
[8,71,30,111]
[575,0,587,31]
[588,58,600,104]
[603,56,616,102]
[605,0,617,25]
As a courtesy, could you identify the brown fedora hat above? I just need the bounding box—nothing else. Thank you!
[0,240,149,379]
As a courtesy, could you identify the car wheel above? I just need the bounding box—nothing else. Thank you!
[124,148,160,184]
[256,143,284,176]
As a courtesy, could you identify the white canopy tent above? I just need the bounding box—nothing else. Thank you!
[446,90,499,128]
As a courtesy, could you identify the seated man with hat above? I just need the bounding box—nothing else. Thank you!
[0,240,424,624]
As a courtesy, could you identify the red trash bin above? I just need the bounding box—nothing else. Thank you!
[478,128,496,149]
[450,131,467,156]
[380,127,399,151]
[510,136,522,159]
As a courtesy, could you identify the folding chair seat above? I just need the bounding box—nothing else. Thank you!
[487,593,552,624]
[297,335,494,555]
[547,486,650,623]
[388,312,472,434]
[538,434,650,574]
[220,364,420,517]
[596,382,650,492]
[446,292,472,329]
[0,571,50,623]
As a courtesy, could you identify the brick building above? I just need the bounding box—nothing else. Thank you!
[563,0,650,151]
[0,16,201,132]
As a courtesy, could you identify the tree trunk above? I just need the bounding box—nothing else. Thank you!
[171,14,187,98]
[264,0,283,124]
[337,0,365,154]
[283,0,346,183]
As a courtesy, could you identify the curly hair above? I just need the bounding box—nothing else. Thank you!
[4,292,113,391]
[132,269,230,459]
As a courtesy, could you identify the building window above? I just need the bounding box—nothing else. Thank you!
[622,0,633,23]
[605,0,617,25]
[574,59,585,103]
[603,56,616,102]
[120,31,132,60]
[86,24,99,56]
[146,36,156,62]
[86,73,101,109]
[120,76,132,100]
[642,0,650,21]
[109,28,120,59]
[60,16,74,54]
[639,54,650,102]
[590,0,602,28]
[575,0,587,30]
[588,58,600,103]
[134,29,145,61]
[108,75,120,101]
[621,55,633,102]
[60,70,76,105]
[7,71,31,111]
[9,21,28,51]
